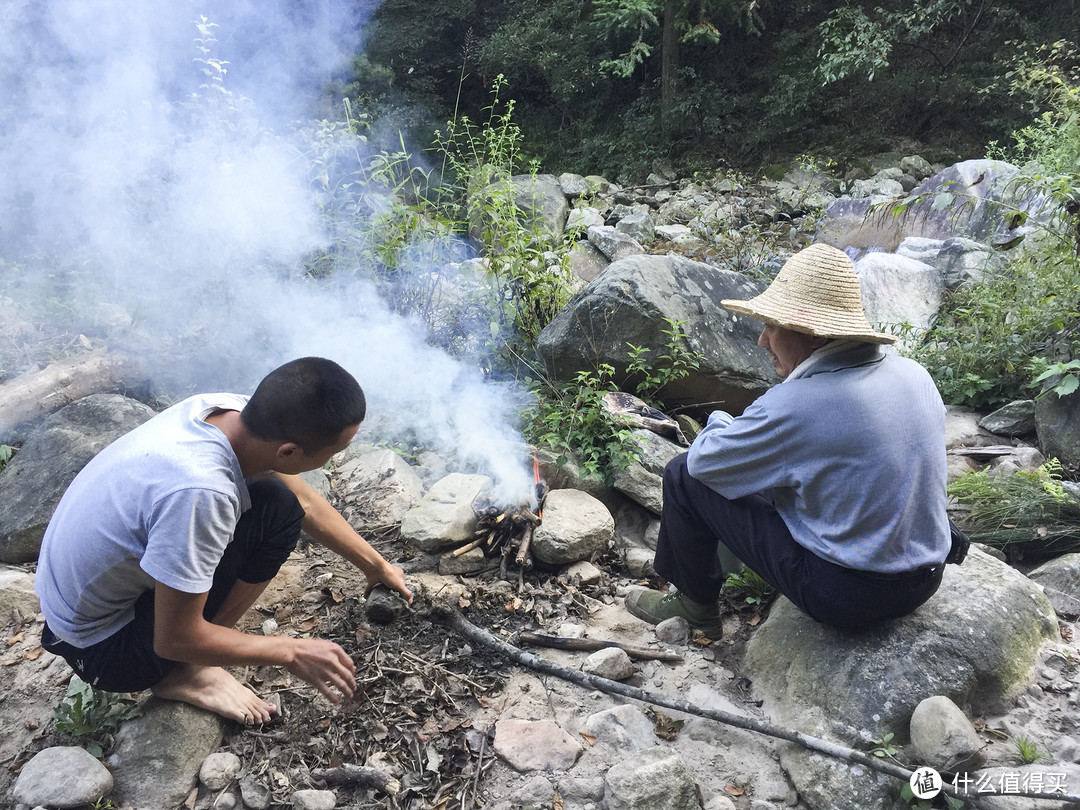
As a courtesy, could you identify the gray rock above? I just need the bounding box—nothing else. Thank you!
[399,473,492,551]
[587,225,646,262]
[938,236,998,288]
[0,394,156,563]
[531,489,614,565]
[745,547,1057,810]
[582,647,635,680]
[537,254,775,414]
[656,616,691,645]
[604,747,702,810]
[334,448,424,532]
[623,547,656,577]
[616,212,656,245]
[1027,553,1080,619]
[438,546,494,576]
[238,774,271,810]
[562,560,603,586]
[493,718,583,772]
[656,223,693,241]
[0,565,39,624]
[199,751,241,791]
[900,155,934,180]
[511,174,570,246]
[909,695,985,771]
[980,401,1037,437]
[12,746,113,809]
[610,430,685,515]
[109,698,224,809]
[365,584,410,624]
[560,172,590,197]
[584,175,613,195]
[558,773,607,802]
[567,206,606,233]
[1036,391,1080,470]
[854,252,943,338]
[568,239,610,285]
[583,704,657,751]
[291,788,337,810]
[507,774,556,806]
[896,236,946,263]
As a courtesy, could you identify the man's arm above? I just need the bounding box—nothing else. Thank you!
[153,583,358,703]
[271,472,413,603]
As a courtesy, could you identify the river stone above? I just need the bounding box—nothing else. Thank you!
[530,489,614,565]
[582,647,635,680]
[615,211,655,245]
[511,173,569,246]
[399,473,491,551]
[109,698,224,809]
[1027,553,1080,619]
[536,253,775,414]
[854,252,943,337]
[1035,391,1080,470]
[610,430,685,515]
[0,393,156,563]
[745,547,1057,810]
[199,751,242,790]
[0,564,39,624]
[291,788,337,810]
[334,447,424,531]
[493,718,583,772]
[587,224,645,261]
[604,746,702,810]
[980,400,1037,437]
[559,172,590,197]
[909,696,985,772]
[12,745,114,808]
[568,239,610,284]
[583,705,657,752]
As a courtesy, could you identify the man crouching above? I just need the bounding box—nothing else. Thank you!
[36,357,412,724]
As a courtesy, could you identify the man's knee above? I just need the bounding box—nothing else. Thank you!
[233,478,305,577]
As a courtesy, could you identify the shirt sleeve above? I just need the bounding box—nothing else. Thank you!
[140,487,240,593]
[685,394,796,499]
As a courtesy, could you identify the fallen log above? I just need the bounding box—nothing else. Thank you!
[0,349,147,439]
[434,607,1073,810]
[310,764,400,795]
[517,632,683,662]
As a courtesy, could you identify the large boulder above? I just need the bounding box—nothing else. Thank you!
[0,393,156,563]
[536,254,776,414]
[511,173,570,246]
[610,430,685,515]
[818,160,1027,252]
[531,489,614,565]
[399,473,491,552]
[854,252,943,337]
[744,547,1058,810]
[1035,391,1080,470]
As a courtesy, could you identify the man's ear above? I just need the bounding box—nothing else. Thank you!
[276,442,303,459]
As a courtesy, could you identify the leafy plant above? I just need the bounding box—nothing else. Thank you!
[532,364,642,482]
[1031,359,1080,399]
[53,677,142,758]
[625,318,703,401]
[724,568,775,607]
[1014,735,1048,764]
[869,731,899,760]
[0,444,14,473]
[947,459,1080,558]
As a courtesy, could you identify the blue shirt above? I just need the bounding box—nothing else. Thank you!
[686,341,949,573]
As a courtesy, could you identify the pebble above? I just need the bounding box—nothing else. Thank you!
[655,616,690,644]
[291,788,337,810]
[582,647,635,680]
[200,751,242,790]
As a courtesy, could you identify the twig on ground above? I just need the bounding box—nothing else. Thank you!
[311,763,401,795]
[517,632,683,662]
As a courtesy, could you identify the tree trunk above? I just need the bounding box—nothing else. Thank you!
[661,0,680,136]
[0,350,148,440]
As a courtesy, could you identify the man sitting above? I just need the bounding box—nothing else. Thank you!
[626,244,950,635]
[36,356,412,724]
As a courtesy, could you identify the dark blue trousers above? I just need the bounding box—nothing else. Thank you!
[654,454,942,630]
[42,478,304,692]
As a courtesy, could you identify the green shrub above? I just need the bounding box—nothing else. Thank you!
[53,677,142,758]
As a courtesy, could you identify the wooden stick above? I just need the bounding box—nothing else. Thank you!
[518,632,682,662]
[433,608,1036,810]
[514,525,534,568]
[310,764,400,795]
[450,538,483,558]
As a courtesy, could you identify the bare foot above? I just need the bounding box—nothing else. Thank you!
[152,664,277,724]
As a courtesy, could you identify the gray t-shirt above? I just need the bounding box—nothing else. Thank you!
[35,394,252,647]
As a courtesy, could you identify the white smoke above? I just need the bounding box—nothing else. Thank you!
[0,0,537,505]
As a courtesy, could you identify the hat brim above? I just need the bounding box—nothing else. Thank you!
[722,298,899,345]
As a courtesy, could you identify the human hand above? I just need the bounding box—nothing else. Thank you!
[366,561,413,604]
[285,638,357,704]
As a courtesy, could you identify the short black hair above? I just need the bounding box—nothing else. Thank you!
[241,357,366,452]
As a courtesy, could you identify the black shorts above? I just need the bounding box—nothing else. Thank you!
[41,477,304,692]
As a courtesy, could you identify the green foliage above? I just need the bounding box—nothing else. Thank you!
[532,365,642,482]
[435,76,575,351]
[53,677,142,758]
[1014,736,1047,764]
[947,460,1080,558]
[724,568,775,607]
[1031,359,1080,400]
[0,444,14,473]
[625,318,702,400]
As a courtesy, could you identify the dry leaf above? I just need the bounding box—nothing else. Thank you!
[2,659,18,667]
[25,646,42,661]
[6,632,24,647]
[458,596,472,609]
[553,793,564,810]
[580,733,597,746]
[329,589,345,603]
[296,617,319,633]
[724,785,745,796]
[1061,626,1073,641]
[748,613,762,626]
[505,597,523,613]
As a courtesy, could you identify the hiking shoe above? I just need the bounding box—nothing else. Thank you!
[625,587,724,639]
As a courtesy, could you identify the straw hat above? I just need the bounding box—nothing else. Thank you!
[721,244,897,345]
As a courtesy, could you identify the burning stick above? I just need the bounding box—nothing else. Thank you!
[514,524,534,568]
